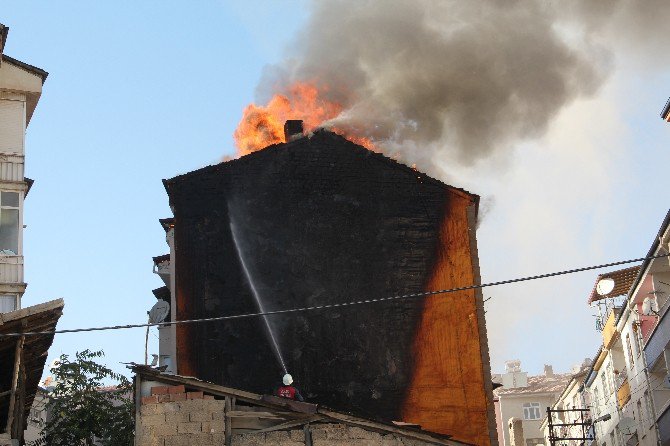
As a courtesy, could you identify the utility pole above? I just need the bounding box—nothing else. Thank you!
[546,407,593,446]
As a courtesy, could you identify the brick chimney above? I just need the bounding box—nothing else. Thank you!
[284,120,304,142]
[544,364,554,377]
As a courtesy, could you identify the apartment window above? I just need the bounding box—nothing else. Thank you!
[626,334,635,367]
[523,402,541,420]
[634,329,643,357]
[0,294,16,313]
[601,372,610,396]
[637,400,643,434]
[0,191,19,255]
[593,387,600,416]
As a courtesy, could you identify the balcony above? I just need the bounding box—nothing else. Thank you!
[644,297,670,368]
[602,308,621,349]
[0,255,23,283]
[614,373,630,409]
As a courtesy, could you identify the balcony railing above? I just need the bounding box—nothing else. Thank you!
[614,369,628,390]
[616,378,631,409]
[0,255,23,283]
[602,308,621,349]
[645,300,670,368]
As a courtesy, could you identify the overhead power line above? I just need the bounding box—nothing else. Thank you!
[0,252,667,338]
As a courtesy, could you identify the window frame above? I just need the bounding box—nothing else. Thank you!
[0,293,18,313]
[522,402,542,421]
[0,190,21,256]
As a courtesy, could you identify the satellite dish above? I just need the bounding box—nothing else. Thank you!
[149,300,170,324]
[596,278,615,296]
[642,296,659,316]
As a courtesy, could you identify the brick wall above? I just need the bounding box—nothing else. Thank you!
[137,384,224,446]
[137,385,437,446]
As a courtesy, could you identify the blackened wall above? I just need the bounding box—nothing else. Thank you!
[166,131,492,444]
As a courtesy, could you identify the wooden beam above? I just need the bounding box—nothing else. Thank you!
[5,335,24,435]
[11,364,26,439]
[224,396,232,446]
[134,374,142,446]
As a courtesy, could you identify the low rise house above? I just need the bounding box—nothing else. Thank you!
[493,360,570,446]
[131,364,471,446]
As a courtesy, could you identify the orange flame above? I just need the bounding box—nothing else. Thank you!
[234,82,376,156]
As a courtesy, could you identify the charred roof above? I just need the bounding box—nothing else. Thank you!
[163,129,477,203]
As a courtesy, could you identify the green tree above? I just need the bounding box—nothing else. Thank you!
[31,350,133,446]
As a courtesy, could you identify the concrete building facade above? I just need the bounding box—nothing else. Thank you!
[0,23,47,313]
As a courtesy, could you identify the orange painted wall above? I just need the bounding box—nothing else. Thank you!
[401,194,495,446]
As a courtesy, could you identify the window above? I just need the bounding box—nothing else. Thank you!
[0,191,19,255]
[523,402,541,420]
[637,400,643,434]
[593,387,600,416]
[0,294,16,313]
[634,329,643,357]
[601,372,610,396]
[626,334,635,367]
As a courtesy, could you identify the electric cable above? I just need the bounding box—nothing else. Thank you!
[0,252,667,338]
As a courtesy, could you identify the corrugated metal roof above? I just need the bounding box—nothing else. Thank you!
[587,265,641,304]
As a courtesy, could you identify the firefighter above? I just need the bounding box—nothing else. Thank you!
[276,373,304,402]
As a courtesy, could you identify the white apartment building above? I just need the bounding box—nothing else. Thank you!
[0,23,47,313]
[584,261,662,446]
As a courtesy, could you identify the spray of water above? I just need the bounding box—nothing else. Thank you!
[229,219,288,375]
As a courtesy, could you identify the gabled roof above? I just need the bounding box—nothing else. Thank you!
[163,129,477,203]
[2,55,48,84]
[130,364,471,446]
[493,373,572,397]
[0,299,64,440]
[0,23,47,83]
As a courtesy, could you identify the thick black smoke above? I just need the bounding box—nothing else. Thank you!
[257,0,668,168]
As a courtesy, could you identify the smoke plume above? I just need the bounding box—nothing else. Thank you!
[255,0,667,168]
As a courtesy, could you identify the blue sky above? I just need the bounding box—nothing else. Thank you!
[2,1,309,377]
[2,1,670,380]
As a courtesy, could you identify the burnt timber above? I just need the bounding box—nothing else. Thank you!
[131,364,472,446]
[162,130,496,445]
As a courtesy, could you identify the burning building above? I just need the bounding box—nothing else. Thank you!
[152,124,496,445]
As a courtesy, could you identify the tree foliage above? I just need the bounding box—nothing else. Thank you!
[30,350,133,446]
